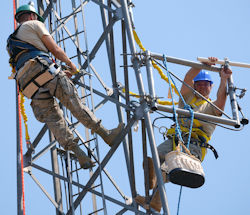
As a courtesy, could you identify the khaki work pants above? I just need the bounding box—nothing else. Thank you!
[18,59,100,150]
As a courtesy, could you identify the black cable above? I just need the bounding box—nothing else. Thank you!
[152,111,174,127]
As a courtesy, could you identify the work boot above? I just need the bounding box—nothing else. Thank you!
[92,122,125,147]
[162,171,170,183]
[134,195,150,210]
[150,189,162,212]
[135,190,162,212]
[143,157,157,190]
[69,138,95,169]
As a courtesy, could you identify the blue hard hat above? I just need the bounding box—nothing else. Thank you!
[193,70,213,84]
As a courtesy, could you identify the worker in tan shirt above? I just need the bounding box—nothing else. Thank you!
[136,57,232,212]
[7,3,124,169]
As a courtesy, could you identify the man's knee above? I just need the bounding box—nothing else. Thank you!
[31,98,62,123]
[157,139,173,164]
[189,144,202,160]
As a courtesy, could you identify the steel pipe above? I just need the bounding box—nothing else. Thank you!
[150,52,222,72]
[156,103,240,127]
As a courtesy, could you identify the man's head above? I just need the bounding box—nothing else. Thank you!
[15,2,44,23]
[193,70,213,98]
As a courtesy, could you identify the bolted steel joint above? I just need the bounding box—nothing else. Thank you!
[134,101,150,120]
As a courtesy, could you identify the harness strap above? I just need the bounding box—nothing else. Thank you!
[182,97,211,127]
[16,51,50,71]
[167,126,218,160]
[7,25,50,70]
[189,96,211,108]
[200,142,218,159]
[20,62,60,99]
[167,126,211,143]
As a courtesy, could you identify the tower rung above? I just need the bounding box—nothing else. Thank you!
[79,137,97,146]
[72,184,101,197]
[57,30,85,43]
[80,94,91,99]
[88,208,104,215]
[71,161,97,174]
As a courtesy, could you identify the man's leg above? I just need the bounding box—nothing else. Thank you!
[31,94,94,169]
[50,73,124,146]
[143,157,157,190]
[135,139,173,212]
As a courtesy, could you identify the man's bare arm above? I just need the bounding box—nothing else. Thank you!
[180,57,217,96]
[41,35,77,73]
[180,67,201,96]
[213,67,232,115]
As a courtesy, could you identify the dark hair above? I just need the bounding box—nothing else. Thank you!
[17,12,37,23]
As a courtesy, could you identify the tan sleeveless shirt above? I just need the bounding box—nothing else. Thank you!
[178,92,221,137]
[16,20,50,52]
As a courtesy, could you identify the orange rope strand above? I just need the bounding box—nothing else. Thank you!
[13,0,26,213]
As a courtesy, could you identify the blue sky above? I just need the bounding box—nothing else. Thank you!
[1,0,250,214]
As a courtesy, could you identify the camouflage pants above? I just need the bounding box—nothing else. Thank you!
[18,58,100,150]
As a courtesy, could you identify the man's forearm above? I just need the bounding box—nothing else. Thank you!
[42,35,72,66]
[180,67,201,95]
[184,67,201,83]
[52,47,71,65]
[215,78,228,112]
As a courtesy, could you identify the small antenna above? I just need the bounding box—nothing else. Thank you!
[28,1,35,7]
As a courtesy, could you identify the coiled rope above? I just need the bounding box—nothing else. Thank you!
[162,55,194,215]
[133,29,179,103]
[162,55,194,147]
[20,93,31,145]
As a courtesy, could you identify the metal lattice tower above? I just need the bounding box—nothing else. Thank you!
[15,1,247,215]
[18,0,167,214]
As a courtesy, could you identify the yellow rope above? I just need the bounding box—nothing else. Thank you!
[121,88,177,105]
[8,64,16,79]
[151,60,179,96]
[20,92,30,143]
[8,65,31,142]
[157,99,178,106]
[133,30,146,52]
[122,88,140,98]
[9,58,31,146]
[132,29,179,104]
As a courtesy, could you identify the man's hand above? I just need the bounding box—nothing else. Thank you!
[214,63,232,114]
[64,70,73,78]
[62,63,80,78]
[203,57,218,66]
[67,61,77,74]
[220,67,232,80]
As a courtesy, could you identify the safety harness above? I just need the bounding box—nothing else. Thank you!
[166,125,218,161]
[7,25,60,98]
[166,96,219,161]
[7,25,49,70]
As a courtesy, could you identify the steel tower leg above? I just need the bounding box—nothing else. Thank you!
[17,85,24,215]
[120,0,170,214]
[16,1,177,214]
[50,132,63,215]
[15,0,24,213]
[99,0,137,201]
